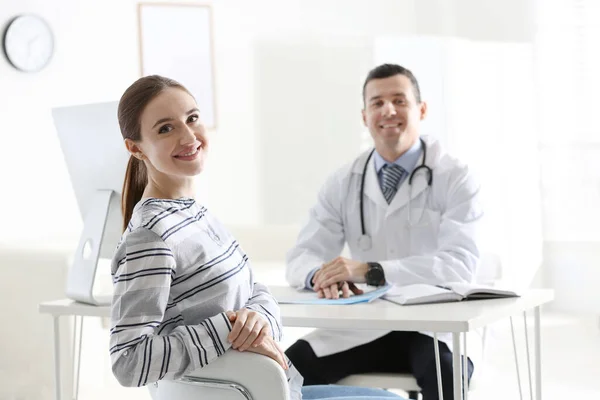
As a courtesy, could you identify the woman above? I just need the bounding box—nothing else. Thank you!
[109,75,403,400]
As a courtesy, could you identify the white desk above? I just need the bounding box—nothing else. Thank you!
[271,287,554,333]
[39,288,553,400]
[272,286,554,400]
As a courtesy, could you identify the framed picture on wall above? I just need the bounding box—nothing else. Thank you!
[138,3,217,129]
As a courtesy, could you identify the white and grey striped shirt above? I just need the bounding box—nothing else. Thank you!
[109,197,302,398]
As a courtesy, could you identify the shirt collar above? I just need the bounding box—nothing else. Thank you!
[373,137,423,174]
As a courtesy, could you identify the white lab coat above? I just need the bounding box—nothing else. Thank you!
[286,135,484,366]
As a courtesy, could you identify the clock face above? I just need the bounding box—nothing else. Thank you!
[3,15,54,72]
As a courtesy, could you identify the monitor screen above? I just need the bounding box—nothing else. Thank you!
[52,101,128,259]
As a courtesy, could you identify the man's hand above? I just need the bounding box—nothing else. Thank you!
[244,335,288,370]
[315,280,365,299]
[313,257,369,291]
[226,309,271,351]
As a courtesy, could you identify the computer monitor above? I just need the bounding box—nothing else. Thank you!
[52,101,129,305]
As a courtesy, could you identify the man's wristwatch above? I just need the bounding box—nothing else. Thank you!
[365,262,386,286]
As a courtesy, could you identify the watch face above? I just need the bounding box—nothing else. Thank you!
[3,15,54,72]
[367,263,385,286]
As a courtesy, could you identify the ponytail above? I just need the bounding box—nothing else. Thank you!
[121,155,147,232]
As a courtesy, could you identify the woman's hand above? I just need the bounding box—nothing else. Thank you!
[226,309,271,351]
[244,335,288,370]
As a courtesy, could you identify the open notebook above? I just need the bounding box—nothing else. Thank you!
[383,282,520,306]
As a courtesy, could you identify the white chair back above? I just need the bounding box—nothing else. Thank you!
[148,351,290,400]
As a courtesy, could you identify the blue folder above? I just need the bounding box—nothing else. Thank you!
[277,284,391,305]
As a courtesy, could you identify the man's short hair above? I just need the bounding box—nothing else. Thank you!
[362,64,422,105]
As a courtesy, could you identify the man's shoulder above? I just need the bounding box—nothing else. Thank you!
[331,150,372,179]
[317,151,370,195]
[433,152,480,198]
[422,138,479,192]
[436,152,469,174]
[424,138,472,179]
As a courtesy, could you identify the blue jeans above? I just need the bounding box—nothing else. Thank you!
[301,385,404,399]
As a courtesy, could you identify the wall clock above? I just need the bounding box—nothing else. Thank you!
[3,15,54,72]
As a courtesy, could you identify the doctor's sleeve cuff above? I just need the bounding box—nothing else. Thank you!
[380,261,402,287]
[305,267,320,289]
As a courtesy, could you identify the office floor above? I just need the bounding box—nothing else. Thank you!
[72,310,599,400]
[467,311,600,400]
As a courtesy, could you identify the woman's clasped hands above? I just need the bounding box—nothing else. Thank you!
[226,308,288,370]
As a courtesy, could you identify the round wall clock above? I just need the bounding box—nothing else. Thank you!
[3,15,54,72]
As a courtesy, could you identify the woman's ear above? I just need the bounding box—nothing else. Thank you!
[124,139,144,159]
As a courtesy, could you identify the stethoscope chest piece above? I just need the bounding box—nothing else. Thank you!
[358,234,372,251]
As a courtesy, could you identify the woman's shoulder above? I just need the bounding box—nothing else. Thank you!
[124,198,221,253]
[112,220,176,274]
[113,201,183,259]
[128,197,201,232]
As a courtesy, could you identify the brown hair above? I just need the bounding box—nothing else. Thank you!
[118,75,192,231]
[362,63,421,105]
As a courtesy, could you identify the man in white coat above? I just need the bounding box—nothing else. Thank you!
[285,64,484,400]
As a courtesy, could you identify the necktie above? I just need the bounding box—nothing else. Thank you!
[381,164,405,204]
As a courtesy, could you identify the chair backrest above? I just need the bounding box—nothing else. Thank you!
[149,379,252,400]
[148,350,290,400]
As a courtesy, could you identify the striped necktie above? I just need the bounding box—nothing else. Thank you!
[381,164,405,204]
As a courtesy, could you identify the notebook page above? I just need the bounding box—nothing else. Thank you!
[384,284,462,305]
[444,282,520,298]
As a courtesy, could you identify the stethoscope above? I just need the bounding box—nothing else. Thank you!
[357,137,433,251]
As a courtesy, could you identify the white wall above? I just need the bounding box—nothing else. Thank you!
[1,1,548,399]
[0,0,536,242]
[373,35,543,289]
[0,243,73,400]
[533,0,600,312]
[0,0,416,243]
[413,0,534,41]
[0,0,138,243]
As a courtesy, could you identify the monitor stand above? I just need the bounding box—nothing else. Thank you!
[66,190,117,305]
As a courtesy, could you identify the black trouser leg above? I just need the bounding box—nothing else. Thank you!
[284,331,474,400]
[284,332,412,386]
